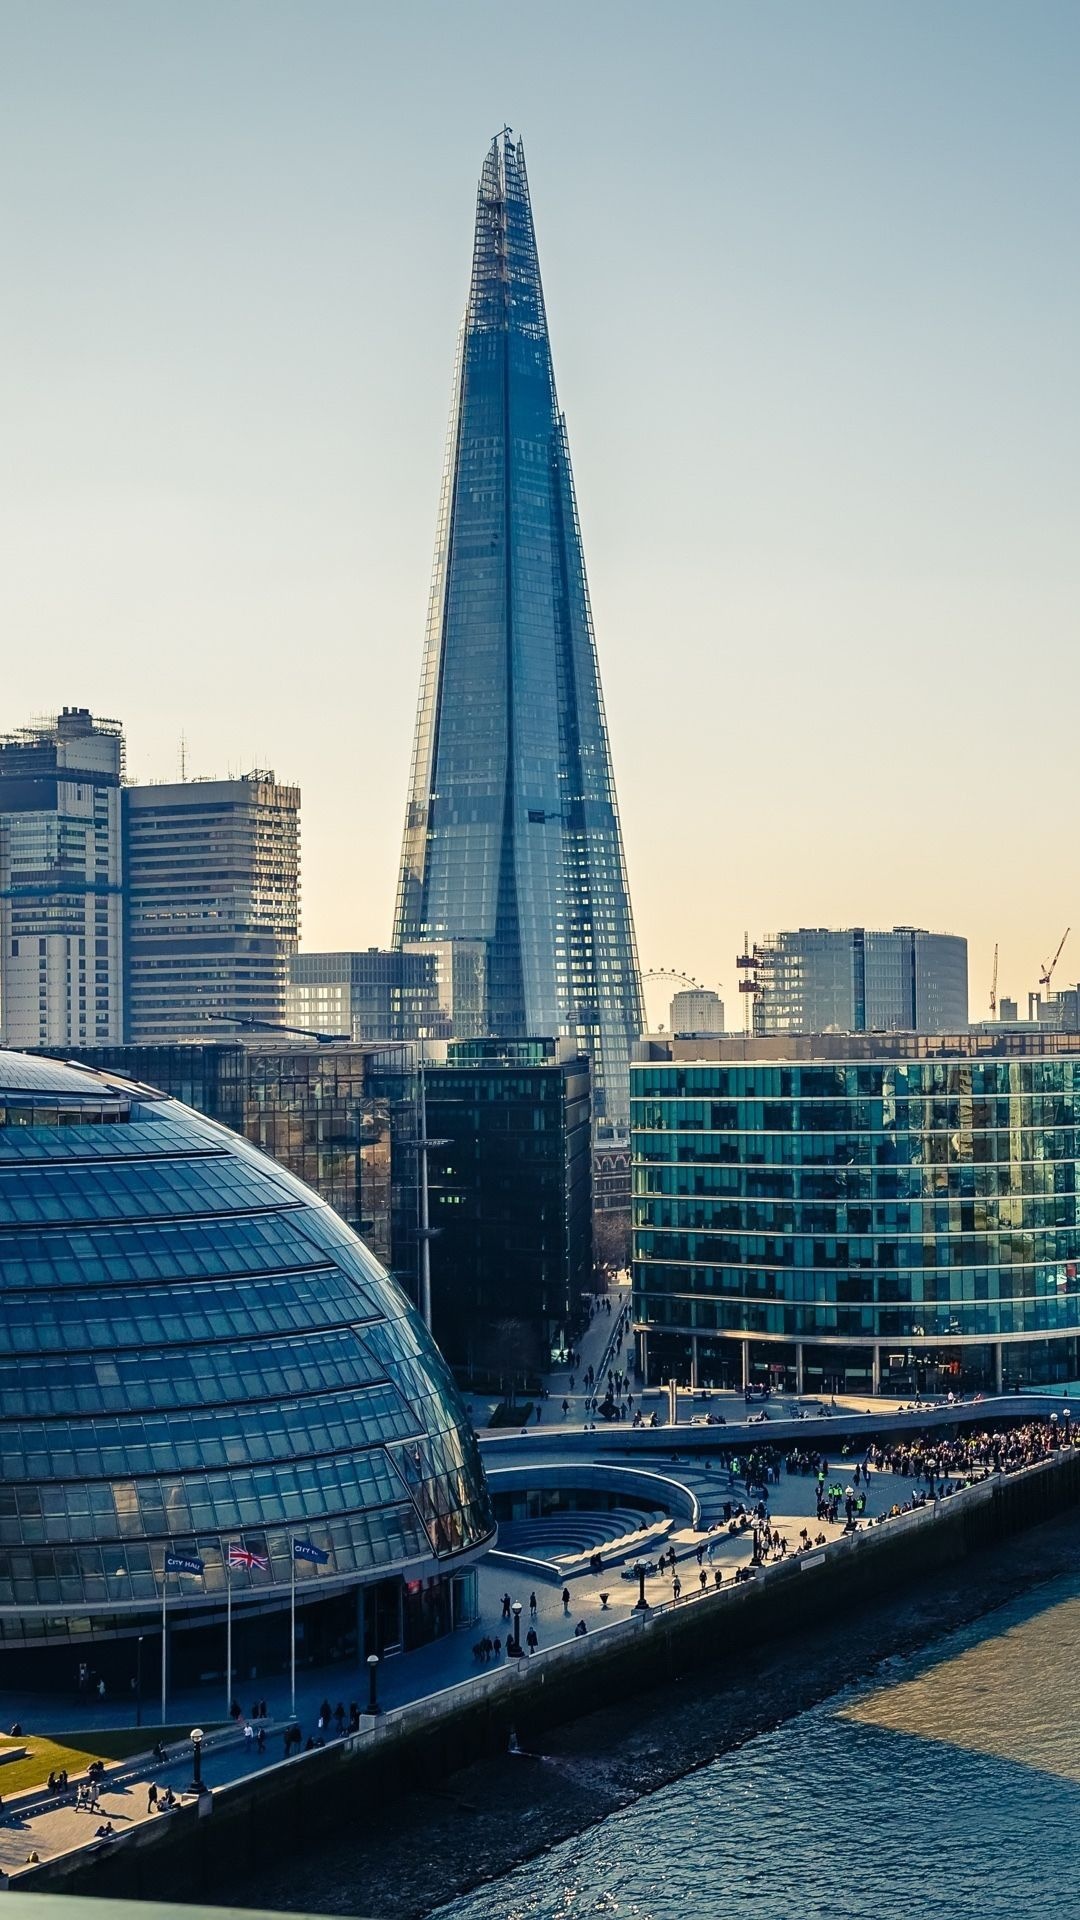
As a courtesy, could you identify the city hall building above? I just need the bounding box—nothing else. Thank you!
[632,1032,1080,1397]
[0,1051,494,1695]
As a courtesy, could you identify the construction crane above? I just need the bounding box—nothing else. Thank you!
[1040,927,1071,990]
[989,943,999,1018]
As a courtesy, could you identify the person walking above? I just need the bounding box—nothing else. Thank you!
[529,1592,538,1616]
[147,1782,158,1814]
[526,1626,538,1653]
[562,1587,571,1612]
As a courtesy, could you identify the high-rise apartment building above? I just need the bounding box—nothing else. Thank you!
[750,927,968,1034]
[393,131,643,1129]
[0,707,124,1048]
[124,772,299,1039]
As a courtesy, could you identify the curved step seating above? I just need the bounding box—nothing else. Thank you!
[497,1506,673,1576]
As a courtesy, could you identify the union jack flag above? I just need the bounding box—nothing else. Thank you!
[228,1543,268,1571]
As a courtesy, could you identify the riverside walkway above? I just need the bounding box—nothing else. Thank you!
[2,1389,1074,1880]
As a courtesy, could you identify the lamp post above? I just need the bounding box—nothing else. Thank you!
[366,1653,382,1716]
[633,1563,650,1613]
[188,1728,206,1797]
[510,1601,523,1656]
[136,1636,144,1728]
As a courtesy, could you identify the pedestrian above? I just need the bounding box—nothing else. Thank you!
[574,1619,587,1637]
[562,1587,571,1612]
[244,1721,255,1746]
[334,1702,345,1732]
[529,1591,537,1615]
[501,1593,512,1620]
[257,1727,265,1753]
[493,1634,502,1657]
[147,1782,158,1814]
[526,1627,538,1653]
[673,1576,682,1601]
[97,1679,106,1700]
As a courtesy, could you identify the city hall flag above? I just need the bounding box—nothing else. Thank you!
[293,1539,330,1565]
[164,1552,204,1576]
[228,1544,269,1571]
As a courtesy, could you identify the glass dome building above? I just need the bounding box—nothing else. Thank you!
[0,1051,494,1694]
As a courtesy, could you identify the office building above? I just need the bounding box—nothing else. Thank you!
[424,1039,592,1385]
[287,941,488,1044]
[288,950,446,1043]
[403,939,489,1041]
[632,1030,1080,1397]
[749,927,968,1035]
[0,1049,493,1692]
[124,773,299,1040]
[393,130,643,1130]
[0,708,124,1049]
[670,987,725,1035]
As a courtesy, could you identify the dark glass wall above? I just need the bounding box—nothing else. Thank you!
[425,1043,592,1386]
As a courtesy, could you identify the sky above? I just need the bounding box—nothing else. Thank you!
[2,1,1078,1029]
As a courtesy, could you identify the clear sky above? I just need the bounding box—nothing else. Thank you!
[2,1,1077,1025]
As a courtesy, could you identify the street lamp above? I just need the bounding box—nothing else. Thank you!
[510,1602,523,1656]
[188,1727,206,1796]
[366,1653,382,1716]
[136,1636,144,1728]
[633,1563,650,1613]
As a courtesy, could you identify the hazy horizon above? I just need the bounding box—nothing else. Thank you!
[3,1,1078,1023]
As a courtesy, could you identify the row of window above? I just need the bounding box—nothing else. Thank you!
[0,1384,422,1483]
[632,1063,1080,1097]
[636,1293,1080,1338]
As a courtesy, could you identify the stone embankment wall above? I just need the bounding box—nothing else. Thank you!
[17,1443,1080,1905]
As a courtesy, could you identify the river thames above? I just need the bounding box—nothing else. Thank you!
[433,1568,1080,1920]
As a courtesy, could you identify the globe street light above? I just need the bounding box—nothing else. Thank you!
[367,1653,382,1716]
[188,1728,206,1796]
[510,1601,523,1656]
[633,1563,650,1612]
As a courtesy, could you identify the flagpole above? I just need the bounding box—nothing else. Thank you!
[290,1539,296,1720]
[225,1545,233,1722]
[161,1570,168,1727]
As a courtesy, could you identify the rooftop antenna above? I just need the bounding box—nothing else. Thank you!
[179,732,187,783]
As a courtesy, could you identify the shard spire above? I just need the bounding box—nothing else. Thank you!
[393,131,643,1129]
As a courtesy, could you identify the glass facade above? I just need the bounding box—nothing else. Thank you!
[393,131,642,1129]
[33,1040,410,1280]
[425,1039,592,1385]
[0,1050,493,1685]
[632,1035,1080,1395]
[750,927,969,1035]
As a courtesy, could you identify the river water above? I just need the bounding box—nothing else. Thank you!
[434,1570,1080,1920]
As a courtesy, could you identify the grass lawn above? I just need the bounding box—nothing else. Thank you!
[0,1725,222,1797]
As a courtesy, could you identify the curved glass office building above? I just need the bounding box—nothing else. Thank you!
[632,1033,1080,1397]
[0,1051,494,1692]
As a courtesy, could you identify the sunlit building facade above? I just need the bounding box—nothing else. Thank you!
[633,1032,1080,1396]
[393,131,642,1129]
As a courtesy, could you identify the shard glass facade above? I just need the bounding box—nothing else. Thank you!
[394,131,643,1129]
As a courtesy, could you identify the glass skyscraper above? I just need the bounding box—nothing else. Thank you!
[393,131,642,1129]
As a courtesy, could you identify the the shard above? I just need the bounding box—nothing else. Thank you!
[393,130,643,1129]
